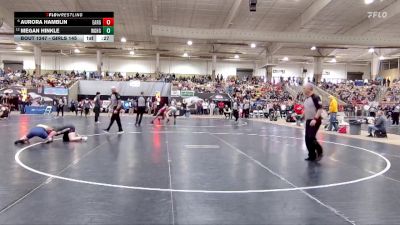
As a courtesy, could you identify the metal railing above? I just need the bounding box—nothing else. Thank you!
[375,86,387,102]
[314,85,346,106]
[284,84,299,98]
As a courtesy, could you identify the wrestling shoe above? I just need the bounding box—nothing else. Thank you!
[304,157,316,161]
[14,140,25,145]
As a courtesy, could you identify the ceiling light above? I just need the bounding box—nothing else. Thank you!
[129,50,135,55]
[364,0,374,4]
[282,56,289,61]
[250,43,256,48]
[379,55,384,60]
[368,48,375,53]
[121,37,127,43]
[187,40,193,46]
[16,46,23,51]
[183,52,188,57]
[310,46,317,51]
[234,54,240,59]
[74,48,80,53]
[330,58,337,63]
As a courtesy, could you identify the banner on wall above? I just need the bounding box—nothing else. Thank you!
[180,90,194,97]
[43,87,68,96]
[171,90,181,97]
[272,69,285,74]
[129,80,141,87]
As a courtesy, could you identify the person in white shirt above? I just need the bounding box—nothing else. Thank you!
[202,101,209,115]
[146,97,151,114]
[280,104,287,118]
[232,98,239,122]
[209,101,216,116]
[243,99,250,118]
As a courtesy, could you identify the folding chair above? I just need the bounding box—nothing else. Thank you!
[44,106,53,115]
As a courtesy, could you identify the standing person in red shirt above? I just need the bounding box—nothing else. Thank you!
[294,102,304,126]
[218,101,225,115]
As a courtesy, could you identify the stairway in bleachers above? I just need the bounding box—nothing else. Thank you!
[285,84,346,107]
[314,85,346,106]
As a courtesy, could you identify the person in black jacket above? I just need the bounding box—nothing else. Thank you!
[56,97,65,117]
[93,92,101,123]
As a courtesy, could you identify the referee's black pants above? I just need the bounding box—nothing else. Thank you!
[94,107,100,122]
[136,106,145,125]
[305,119,323,160]
[392,112,399,125]
[106,112,123,132]
[233,110,239,121]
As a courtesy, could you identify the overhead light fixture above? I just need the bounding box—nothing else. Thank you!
[330,58,337,63]
[74,48,80,53]
[364,0,374,4]
[368,48,375,53]
[379,55,385,60]
[183,52,189,57]
[129,50,135,55]
[282,56,289,61]
[16,46,23,51]
[310,46,317,51]
[121,37,127,43]
[250,43,256,48]
[187,40,193,46]
[234,54,240,59]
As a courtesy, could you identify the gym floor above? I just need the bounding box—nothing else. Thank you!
[0,114,399,225]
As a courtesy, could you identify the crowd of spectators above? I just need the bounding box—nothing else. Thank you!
[381,80,400,103]
[0,68,83,89]
[171,74,292,102]
[319,81,378,105]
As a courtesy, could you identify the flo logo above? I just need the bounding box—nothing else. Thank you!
[368,11,388,18]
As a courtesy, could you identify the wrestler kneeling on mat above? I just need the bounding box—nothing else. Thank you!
[14,124,57,145]
[47,125,88,143]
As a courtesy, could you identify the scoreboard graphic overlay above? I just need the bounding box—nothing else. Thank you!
[14,12,114,43]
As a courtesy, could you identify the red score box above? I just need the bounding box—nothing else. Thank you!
[102,18,114,26]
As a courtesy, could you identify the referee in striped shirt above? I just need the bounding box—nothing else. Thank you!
[135,92,146,126]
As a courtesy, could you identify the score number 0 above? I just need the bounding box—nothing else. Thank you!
[102,18,114,35]
[102,18,114,26]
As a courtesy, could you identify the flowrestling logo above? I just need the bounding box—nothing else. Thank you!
[368,11,388,19]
